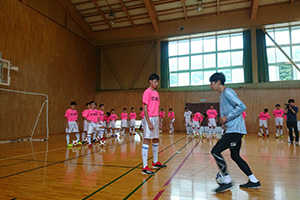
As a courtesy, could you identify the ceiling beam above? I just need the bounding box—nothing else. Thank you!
[21,0,28,4]
[91,0,113,31]
[119,0,135,28]
[291,0,295,6]
[217,0,220,16]
[56,0,94,40]
[143,0,160,32]
[250,0,259,19]
[180,0,188,20]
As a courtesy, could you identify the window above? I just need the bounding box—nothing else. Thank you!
[168,33,244,87]
[266,26,300,81]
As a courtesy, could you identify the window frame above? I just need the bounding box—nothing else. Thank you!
[168,32,245,87]
[266,25,300,82]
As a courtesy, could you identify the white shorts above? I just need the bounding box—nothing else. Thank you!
[185,119,192,127]
[141,118,145,127]
[66,121,79,133]
[275,117,283,126]
[109,121,116,129]
[208,118,217,127]
[121,119,127,128]
[259,119,268,128]
[97,121,105,131]
[87,122,98,134]
[160,118,163,124]
[192,120,200,128]
[143,116,159,139]
[130,119,136,127]
[83,120,88,132]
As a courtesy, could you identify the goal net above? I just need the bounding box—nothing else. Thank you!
[0,88,49,143]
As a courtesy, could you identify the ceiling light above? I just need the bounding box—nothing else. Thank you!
[108,10,116,25]
[197,5,203,11]
[196,0,203,12]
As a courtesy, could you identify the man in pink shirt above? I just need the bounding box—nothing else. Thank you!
[192,111,204,137]
[65,101,80,147]
[168,108,175,134]
[159,108,165,133]
[257,108,270,137]
[120,108,128,136]
[83,101,99,148]
[129,107,137,135]
[206,105,218,136]
[98,104,106,140]
[141,73,166,175]
[273,104,285,137]
[82,102,91,144]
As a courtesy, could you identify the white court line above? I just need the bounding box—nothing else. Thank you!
[0,146,66,161]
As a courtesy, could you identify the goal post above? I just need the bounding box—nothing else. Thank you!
[0,88,49,143]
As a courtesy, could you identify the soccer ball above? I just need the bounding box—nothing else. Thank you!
[275,133,279,138]
[169,130,172,134]
[215,171,224,185]
[99,140,106,147]
[257,132,263,137]
[72,140,78,146]
[212,133,217,139]
[202,133,207,138]
[83,138,88,144]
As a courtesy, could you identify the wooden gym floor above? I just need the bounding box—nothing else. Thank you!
[0,132,299,200]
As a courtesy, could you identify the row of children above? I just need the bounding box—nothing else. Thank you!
[183,105,220,138]
[64,101,147,147]
[159,105,220,137]
[179,103,288,139]
[257,104,287,138]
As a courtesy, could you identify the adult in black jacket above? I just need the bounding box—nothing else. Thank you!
[285,99,299,144]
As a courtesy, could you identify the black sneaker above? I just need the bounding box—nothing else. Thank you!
[152,161,167,169]
[82,141,87,144]
[214,182,234,193]
[240,180,261,189]
[92,139,97,143]
[142,166,155,175]
[288,141,293,144]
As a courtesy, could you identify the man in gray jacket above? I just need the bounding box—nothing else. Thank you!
[209,73,261,193]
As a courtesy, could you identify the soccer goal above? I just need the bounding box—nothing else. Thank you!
[0,52,49,143]
[0,88,49,143]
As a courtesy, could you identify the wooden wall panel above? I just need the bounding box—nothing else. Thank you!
[25,0,66,27]
[0,0,99,134]
[66,15,89,41]
[99,42,157,90]
[96,88,300,134]
[19,0,89,42]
